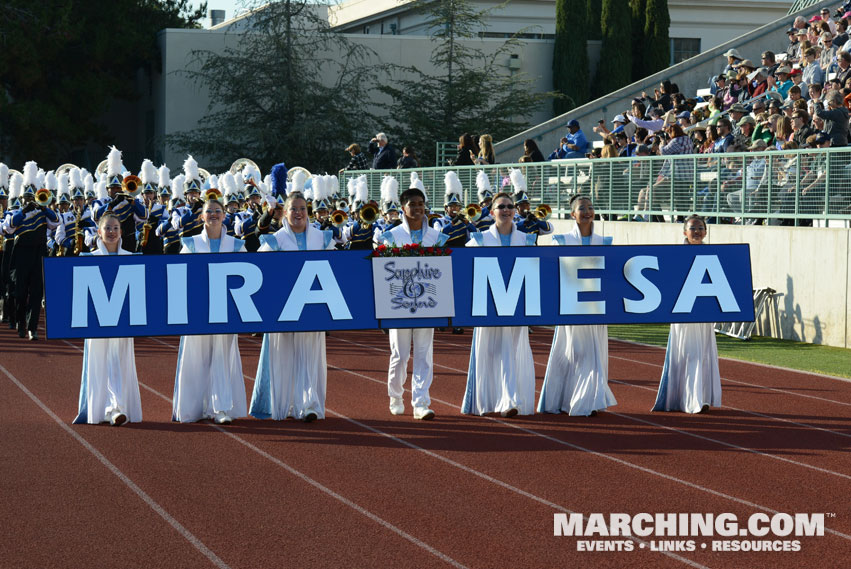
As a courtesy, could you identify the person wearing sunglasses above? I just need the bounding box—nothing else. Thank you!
[538,195,617,417]
[652,215,721,414]
[461,192,537,418]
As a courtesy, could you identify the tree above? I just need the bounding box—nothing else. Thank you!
[378,0,551,165]
[586,0,602,41]
[594,0,632,97]
[167,1,383,173]
[553,0,589,115]
[0,0,205,167]
[630,0,647,81]
[645,0,671,75]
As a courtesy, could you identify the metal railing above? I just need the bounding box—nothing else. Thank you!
[339,146,851,225]
[787,0,832,15]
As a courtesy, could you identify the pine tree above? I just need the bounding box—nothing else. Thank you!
[587,0,602,41]
[594,0,632,97]
[645,0,671,75]
[553,0,590,115]
[630,0,647,81]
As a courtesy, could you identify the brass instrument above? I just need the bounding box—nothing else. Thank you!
[202,188,223,202]
[329,209,348,228]
[463,203,482,223]
[427,213,442,224]
[121,174,143,197]
[307,202,315,223]
[35,188,54,207]
[230,158,260,176]
[286,166,312,182]
[336,199,348,210]
[358,203,380,225]
[55,163,77,179]
[534,204,552,221]
[73,207,85,255]
[198,168,211,184]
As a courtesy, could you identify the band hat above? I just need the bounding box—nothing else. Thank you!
[22,161,38,195]
[105,146,124,187]
[183,155,202,193]
[9,172,22,205]
[0,163,8,191]
[475,170,493,201]
[444,171,463,206]
[514,191,530,204]
[409,171,425,192]
[380,175,400,212]
[84,172,95,198]
[57,172,71,204]
[140,159,158,193]
[509,168,527,193]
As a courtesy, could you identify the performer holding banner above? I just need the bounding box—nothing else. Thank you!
[462,192,537,417]
[249,192,335,423]
[74,213,142,426]
[538,195,617,417]
[652,215,722,414]
[172,198,248,425]
[379,186,448,420]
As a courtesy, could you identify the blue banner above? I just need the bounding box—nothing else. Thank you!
[43,245,754,339]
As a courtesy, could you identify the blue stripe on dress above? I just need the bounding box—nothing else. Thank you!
[552,234,566,246]
[180,237,196,253]
[536,330,564,414]
[652,329,675,411]
[461,328,479,414]
[259,234,278,250]
[172,336,186,421]
[73,340,90,424]
[249,333,274,419]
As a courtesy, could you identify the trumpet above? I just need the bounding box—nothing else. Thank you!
[336,199,348,210]
[358,203,380,225]
[534,204,552,221]
[329,209,348,228]
[122,174,143,197]
[463,203,482,222]
[202,188,223,202]
[35,188,54,207]
[307,202,315,223]
[427,213,442,224]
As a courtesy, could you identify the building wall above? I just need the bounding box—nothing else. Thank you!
[547,219,851,349]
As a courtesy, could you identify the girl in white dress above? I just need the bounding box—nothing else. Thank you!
[249,192,335,422]
[74,213,143,426]
[462,192,537,417]
[537,196,617,417]
[652,215,722,413]
[172,198,248,424]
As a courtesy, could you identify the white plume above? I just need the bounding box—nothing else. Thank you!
[380,175,399,203]
[96,179,109,200]
[37,169,45,189]
[45,171,58,191]
[409,171,425,192]
[220,172,237,196]
[140,159,158,185]
[171,174,186,200]
[312,175,325,200]
[158,165,171,188]
[58,173,70,197]
[242,165,260,186]
[291,169,306,192]
[444,170,462,198]
[346,176,356,198]
[106,146,123,177]
[476,170,492,198]
[84,173,94,195]
[10,172,23,199]
[329,175,339,195]
[183,155,199,182]
[355,176,369,204]
[304,186,314,201]
[70,168,83,190]
[208,174,219,190]
[23,161,38,188]
[0,163,8,188]
[509,168,527,193]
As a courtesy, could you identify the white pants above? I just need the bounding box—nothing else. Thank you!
[387,328,434,408]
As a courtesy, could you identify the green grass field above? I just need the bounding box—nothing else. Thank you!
[607,324,851,380]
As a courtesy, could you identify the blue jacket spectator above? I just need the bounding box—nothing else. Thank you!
[368,132,398,170]
[548,120,588,159]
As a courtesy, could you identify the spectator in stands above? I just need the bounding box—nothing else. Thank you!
[369,133,398,170]
[774,115,794,147]
[751,98,767,117]
[631,99,647,120]
[834,19,849,50]
[769,66,794,98]
[815,90,850,146]
[344,143,369,171]
[521,139,546,162]
[819,32,837,72]
[724,72,746,107]
[643,80,674,111]
[747,67,769,98]
[835,51,851,85]
[629,106,665,133]
[822,7,837,35]
[793,15,807,31]
[713,118,735,153]
[722,48,743,74]
[700,126,718,153]
[735,116,756,148]
[676,110,691,129]
[808,82,824,115]
[799,132,832,217]
[737,58,757,78]
[727,103,747,134]
[753,114,777,146]
[761,51,779,76]
[553,119,589,159]
[476,134,495,165]
[792,110,816,148]
[614,131,635,157]
[397,146,419,169]
[786,84,803,104]
[452,133,476,166]
[785,27,801,61]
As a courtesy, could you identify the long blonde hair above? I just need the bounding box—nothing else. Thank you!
[478,134,494,160]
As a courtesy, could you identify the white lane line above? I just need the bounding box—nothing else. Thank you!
[131,335,466,568]
[0,363,231,569]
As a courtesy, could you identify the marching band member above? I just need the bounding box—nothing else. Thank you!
[376,175,401,238]
[2,172,23,330]
[219,172,240,236]
[256,193,285,235]
[434,171,476,248]
[509,169,552,242]
[474,171,495,231]
[172,197,248,424]
[342,176,376,250]
[537,195,616,417]
[157,165,172,209]
[249,191,335,422]
[136,159,165,254]
[0,164,8,324]
[170,156,204,241]
[652,216,722,414]
[74,212,143,426]
[159,174,184,254]
[379,186,448,420]
[233,166,263,252]
[461,192,537,417]
[8,162,59,339]
[92,147,145,251]
[54,169,93,256]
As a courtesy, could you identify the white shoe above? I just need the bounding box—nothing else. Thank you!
[389,397,405,415]
[110,410,127,426]
[214,411,232,425]
[413,406,435,420]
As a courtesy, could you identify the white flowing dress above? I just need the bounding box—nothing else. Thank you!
[652,322,722,413]
[537,225,617,416]
[249,224,335,420]
[172,230,248,422]
[461,225,538,416]
[74,239,143,424]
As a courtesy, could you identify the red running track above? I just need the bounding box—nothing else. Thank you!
[1,323,849,569]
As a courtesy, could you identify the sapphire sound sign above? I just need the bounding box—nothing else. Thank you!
[43,245,754,339]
